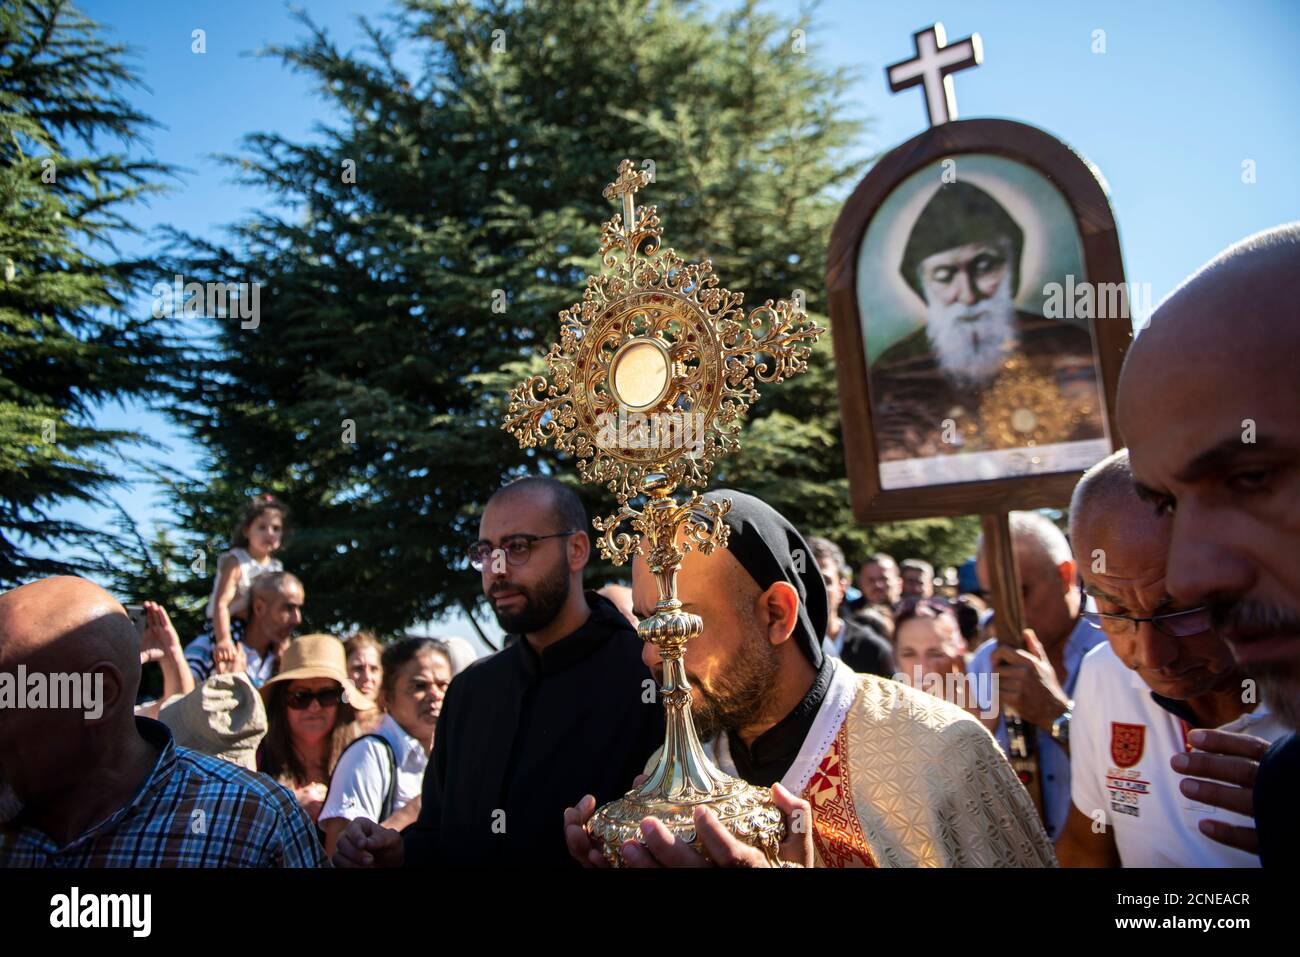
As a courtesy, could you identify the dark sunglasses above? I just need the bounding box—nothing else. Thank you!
[285,687,343,710]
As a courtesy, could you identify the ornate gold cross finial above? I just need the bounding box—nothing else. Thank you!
[601,158,650,201]
[601,160,652,254]
[502,159,822,865]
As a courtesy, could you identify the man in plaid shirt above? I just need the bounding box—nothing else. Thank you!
[0,577,325,867]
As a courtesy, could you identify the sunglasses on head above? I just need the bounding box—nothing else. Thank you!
[285,687,343,710]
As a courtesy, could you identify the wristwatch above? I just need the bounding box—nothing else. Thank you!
[1050,708,1072,747]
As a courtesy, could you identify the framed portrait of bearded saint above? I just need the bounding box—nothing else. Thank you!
[828,119,1132,520]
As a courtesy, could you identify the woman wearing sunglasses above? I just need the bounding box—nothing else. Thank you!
[258,634,375,827]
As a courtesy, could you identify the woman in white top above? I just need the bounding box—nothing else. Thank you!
[202,495,287,670]
[319,637,453,855]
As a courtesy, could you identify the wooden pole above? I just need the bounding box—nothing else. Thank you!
[980,512,1044,821]
[981,513,1024,647]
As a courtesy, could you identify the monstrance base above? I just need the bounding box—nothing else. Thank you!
[587,774,785,867]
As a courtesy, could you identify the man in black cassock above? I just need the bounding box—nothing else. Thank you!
[870,181,1104,461]
[334,477,662,867]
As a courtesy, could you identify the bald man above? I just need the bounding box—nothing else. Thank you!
[967,511,1107,843]
[0,577,324,866]
[1117,224,1300,867]
[185,571,304,688]
[1056,450,1288,866]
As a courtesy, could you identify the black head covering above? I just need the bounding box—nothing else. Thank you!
[700,489,828,668]
[899,181,1023,301]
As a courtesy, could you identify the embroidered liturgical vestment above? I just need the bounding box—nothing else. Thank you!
[700,659,1057,867]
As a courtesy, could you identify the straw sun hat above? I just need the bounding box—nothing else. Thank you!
[158,673,267,771]
[260,633,375,711]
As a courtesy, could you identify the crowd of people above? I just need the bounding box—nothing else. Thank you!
[0,225,1296,869]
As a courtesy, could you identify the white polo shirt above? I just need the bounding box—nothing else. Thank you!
[320,714,429,825]
[1071,642,1289,867]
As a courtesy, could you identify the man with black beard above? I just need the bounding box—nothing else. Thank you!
[870,181,1104,462]
[333,477,662,867]
[564,491,1055,867]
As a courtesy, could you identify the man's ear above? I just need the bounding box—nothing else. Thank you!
[568,530,591,571]
[1057,559,1078,593]
[759,581,801,647]
[83,660,125,726]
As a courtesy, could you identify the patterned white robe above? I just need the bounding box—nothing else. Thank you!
[700,658,1057,867]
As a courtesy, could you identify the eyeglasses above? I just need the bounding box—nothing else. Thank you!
[1082,606,1212,638]
[467,531,579,572]
[285,687,343,710]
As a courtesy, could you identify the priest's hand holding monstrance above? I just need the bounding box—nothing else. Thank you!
[503,160,821,866]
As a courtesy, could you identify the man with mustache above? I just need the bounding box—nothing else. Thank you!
[1117,224,1300,867]
[844,552,901,626]
[333,477,662,867]
[1055,450,1289,866]
[870,181,1104,463]
[184,571,304,689]
[564,491,1055,867]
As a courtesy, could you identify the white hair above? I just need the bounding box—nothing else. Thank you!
[926,267,1018,387]
[977,510,1072,567]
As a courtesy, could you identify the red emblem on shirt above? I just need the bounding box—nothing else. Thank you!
[1110,722,1146,769]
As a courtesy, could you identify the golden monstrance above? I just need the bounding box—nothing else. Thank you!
[503,160,822,865]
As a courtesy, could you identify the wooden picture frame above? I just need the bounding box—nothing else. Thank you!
[827,118,1132,522]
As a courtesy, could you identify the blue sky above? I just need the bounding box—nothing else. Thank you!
[57,0,1300,644]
